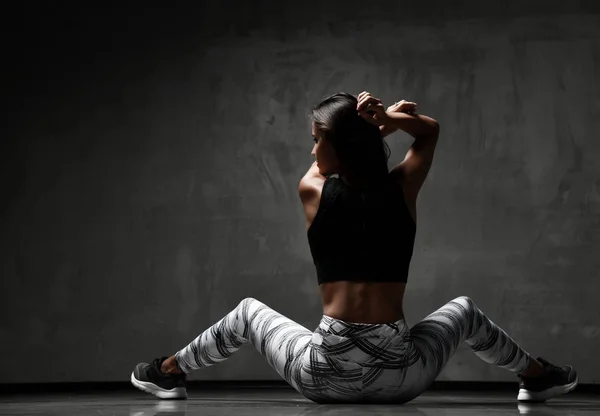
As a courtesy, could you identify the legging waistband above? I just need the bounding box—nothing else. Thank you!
[318,314,408,338]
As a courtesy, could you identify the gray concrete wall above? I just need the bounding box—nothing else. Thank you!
[1,1,599,383]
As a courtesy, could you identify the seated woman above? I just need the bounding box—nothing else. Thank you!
[131,91,577,404]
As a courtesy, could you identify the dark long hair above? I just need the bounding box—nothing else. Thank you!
[311,92,391,186]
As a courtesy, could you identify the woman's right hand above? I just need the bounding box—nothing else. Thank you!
[357,92,390,126]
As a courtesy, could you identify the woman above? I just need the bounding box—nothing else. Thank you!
[131,91,577,404]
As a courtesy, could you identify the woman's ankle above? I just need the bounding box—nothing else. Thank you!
[520,358,545,378]
[160,356,184,375]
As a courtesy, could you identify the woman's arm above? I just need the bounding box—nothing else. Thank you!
[379,99,438,139]
[357,92,439,199]
[383,111,439,139]
[387,111,440,201]
[379,123,397,138]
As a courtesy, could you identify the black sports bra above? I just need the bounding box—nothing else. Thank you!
[307,176,416,285]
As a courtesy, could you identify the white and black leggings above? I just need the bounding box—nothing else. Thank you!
[175,296,532,404]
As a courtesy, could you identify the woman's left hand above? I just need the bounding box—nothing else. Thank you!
[357,92,390,126]
[387,99,418,115]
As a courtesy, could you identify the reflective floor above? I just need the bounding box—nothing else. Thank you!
[0,389,598,415]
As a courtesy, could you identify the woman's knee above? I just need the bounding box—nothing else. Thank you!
[452,295,478,311]
[241,296,257,304]
[235,297,267,314]
[229,298,264,333]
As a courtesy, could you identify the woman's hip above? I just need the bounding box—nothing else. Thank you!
[296,315,418,403]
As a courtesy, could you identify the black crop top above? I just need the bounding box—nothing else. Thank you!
[307,175,416,284]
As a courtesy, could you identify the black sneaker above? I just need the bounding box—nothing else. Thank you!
[517,357,578,402]
[130,357,187,399]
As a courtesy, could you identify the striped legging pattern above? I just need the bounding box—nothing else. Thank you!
[175,296,531,403]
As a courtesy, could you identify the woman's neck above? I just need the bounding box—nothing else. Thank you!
[339,173,376,189]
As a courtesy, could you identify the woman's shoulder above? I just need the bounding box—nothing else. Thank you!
[299,174,328,207]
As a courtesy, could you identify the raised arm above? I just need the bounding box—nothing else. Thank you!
[356,92,440,202]
[385,110,440,201]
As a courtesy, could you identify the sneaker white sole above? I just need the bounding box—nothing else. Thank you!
[130,372,188,400]
[517,377,578,402]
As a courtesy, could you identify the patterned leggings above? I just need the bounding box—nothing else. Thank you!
[175,296,532,404]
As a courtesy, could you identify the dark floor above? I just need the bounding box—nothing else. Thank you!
[0,389,598,416]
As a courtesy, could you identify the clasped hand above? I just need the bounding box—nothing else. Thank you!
[356,91,417,127]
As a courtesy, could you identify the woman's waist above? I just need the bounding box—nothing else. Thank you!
[319,280,406,324]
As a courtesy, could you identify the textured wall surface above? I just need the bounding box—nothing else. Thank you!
[1,1,599,383]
